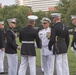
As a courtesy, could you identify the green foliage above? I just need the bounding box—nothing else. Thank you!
[33,11,47,27]
[0,5,52,31]
[0,0,76,30]
[56,0,76,28]
[0,5,31,31]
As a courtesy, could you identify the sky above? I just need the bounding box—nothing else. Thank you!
[0,0,15,6]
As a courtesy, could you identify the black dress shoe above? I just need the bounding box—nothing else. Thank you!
[0,71,7,74]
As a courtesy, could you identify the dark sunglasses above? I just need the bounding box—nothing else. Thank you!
[0,24,4,26]
[2,24,4,25]
[11,22,16,24]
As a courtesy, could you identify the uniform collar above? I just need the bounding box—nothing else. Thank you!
[54,22,62,26]
[9,27,13,29]
[74,25,76,27]
[27,25,33,27]
[44,27,50,30]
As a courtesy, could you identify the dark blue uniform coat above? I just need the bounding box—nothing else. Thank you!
[0,28,5,49]
[48,22,69,54]
[5,27,18,54]
[19,25,41,56]
[71,26,76,50]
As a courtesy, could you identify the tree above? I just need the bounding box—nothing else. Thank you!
[0,5,32,31]
[33,11,47,27]
[0,5,50,31]
[56,0,76,28]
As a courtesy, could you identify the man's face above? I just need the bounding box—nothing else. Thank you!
[72,18,76,25]
[52,17,61,24]
[0,24,4,28]
[9,22,16,28]
[2,25,4,28]
[42,21,50,28]
[52,17,57,23]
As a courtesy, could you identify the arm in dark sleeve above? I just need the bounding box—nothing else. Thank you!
[6,30,17,49]
[71,28,76,47]
[37,26,43,32]
[65,29,69,48]
[48,27,56,50]
[35,30,41,48]
[0,30,4,48]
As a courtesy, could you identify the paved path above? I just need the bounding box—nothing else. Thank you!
[0,58,43,75]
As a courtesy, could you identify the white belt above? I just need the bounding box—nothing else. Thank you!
[22,41,34,43]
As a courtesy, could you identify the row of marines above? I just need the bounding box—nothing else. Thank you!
[0,13,76,75]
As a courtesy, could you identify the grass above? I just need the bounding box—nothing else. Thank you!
[68,35,76,75]
[16,35,76,75]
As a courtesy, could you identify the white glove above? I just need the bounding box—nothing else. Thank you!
[34,42,37,48]
[1,48,5,51]
[17,46,21,50]
[71,47,74,51]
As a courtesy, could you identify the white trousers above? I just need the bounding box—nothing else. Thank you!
[18,56,36,75]
[40,49,44,72]
[42,54,55,75]
[56,53,69,75]
[0,50,5,72]
[6,54,18,75]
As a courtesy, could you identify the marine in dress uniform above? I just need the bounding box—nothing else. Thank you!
[5,18,19,75]
[71,15,76,55]
[38,17,55,75]
[18,15,41,75]
[0,21,7,74]
[48,13,70,75]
